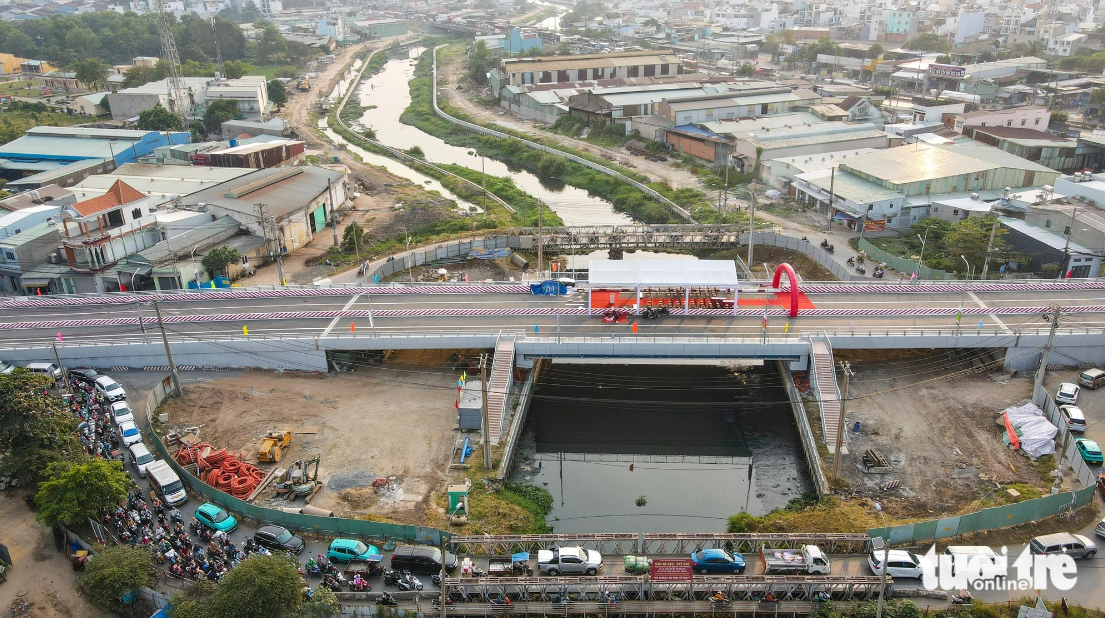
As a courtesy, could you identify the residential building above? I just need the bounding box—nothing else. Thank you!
[68,163,255,201]
[1049,32,1090,56]
[128,215,265,290]
[353,18,408,38]
[193,139,305,169]
[961,127,1105,173]
[70,92,110,116]
[490,50,682,99]
[0,223,64,294]
[0,204,63,240]
[0,127,189,181]
[0,185,74,213]
[952,106,1050,133]
[836,96,884,124]
[107,75,271,122]
[317,16,345,41]
[999,215,1100,278]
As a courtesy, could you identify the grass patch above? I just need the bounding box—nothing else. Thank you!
[865,237,921,260]
[1029,454,1056,482]
[447,447,553,534]
[249,64,297,80]
[727,495,880,533]
[0,105,85,145]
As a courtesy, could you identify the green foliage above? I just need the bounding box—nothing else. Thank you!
[0,370,82,485]
[239,0,262,23]
[726,512,760,532]
[905,33,951,52]
[213,555,304,618]
[467,40,495,85]
[255,25,287,64]
[341,221,366,254]
[794,36,842,62]
[407,145,425,159]
[136,103,184,132]
[79,545,157,611]
[867,43,884,59]
[736,63,756,76]
[72,58,109,90]
[499,483,554,533]
[298,586,339,618]
[536,154,566,177]
[222,59,255,79]
[201,245,241,276]
[561,0,604,24]
[203,99,240,134]
[267,79,287,108]
[35,459,132,526]
[1051,110,1069,124]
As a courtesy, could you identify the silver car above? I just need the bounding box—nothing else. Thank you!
[1030,533,1096,559]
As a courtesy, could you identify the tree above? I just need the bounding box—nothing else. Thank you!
[222,59,255,79]
[318,44,331,55]
[284,41,315,66]
[203,99,240,134]
[905,32,951,53]
[201,245,241,277]
[556,42,572,55]
[866,43,884,59]
[211,555,303,618]
[79,545,157,611]
[267,79,287,108]
[1051,110,1069,123]
[979,50,996,62]
[136,103,184,131]
[341,221,365,254]
[239,0,262,23]
[298,586,339,618]
[942,215,1005,270]
[468,40,495,85]
[736,63,755,77]
[35,459,131,526]
[73,58,109,91]
[0,371,83,485]
[255,25,286,64]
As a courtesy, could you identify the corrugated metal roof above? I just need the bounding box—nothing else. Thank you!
[504,51,679,74]
[180,166,344,219]
[800,168,902,204]
[841,143,1055,185]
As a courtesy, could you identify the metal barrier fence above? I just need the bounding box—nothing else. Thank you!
[868,383,1097,545]
[777,360,829,498]
[429,45,694,222]
[145,376,449,546]
[448,533,870,556]
[751,233,860,282]
[858,238,952,280]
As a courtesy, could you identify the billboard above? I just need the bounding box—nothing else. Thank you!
[928,64,966,78]
[864,219,886,232]
[650,559,693,582]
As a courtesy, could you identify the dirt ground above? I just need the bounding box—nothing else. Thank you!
[702,246,837,281]
[384,256,525,284]
[0,494,108,618]
[832,349,1045,520]
[158,364,461,522]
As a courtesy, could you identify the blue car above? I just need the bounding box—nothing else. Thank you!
[691,548,746,574]
[194,503,238,533]
[327,538,381,563]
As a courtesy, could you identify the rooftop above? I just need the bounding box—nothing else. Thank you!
[840,143,1055,186]
[180,166,345,219]
[503,51,679,74]
[70,164,254,200]
[589,259,739,287]
[68,180,146,217]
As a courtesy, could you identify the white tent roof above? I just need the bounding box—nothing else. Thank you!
[588,259,739,288]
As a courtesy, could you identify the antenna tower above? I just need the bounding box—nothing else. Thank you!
[211,16,225,82]
[154,0,193,119]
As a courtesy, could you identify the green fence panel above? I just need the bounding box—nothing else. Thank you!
[1075,486,1096,507]
[934,516,960,539]
[956,512,982,536]
[858,238,953,280]
[911,520,938,543]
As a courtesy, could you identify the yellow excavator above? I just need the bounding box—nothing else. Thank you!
[258,431,292,462]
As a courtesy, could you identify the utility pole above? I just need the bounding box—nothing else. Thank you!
[1034,306,1061,397]
[831,360,853,483]
[1060,206,1080,279]
[537,199,544,276]
[153,300,182,397]
[980,216,999,280]
[52,342,69,391]
[747,190,756,270]
[328,177,339,248]
[480,354,492,471]
[827,167,835,231]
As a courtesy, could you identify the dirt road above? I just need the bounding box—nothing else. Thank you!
[158,369,459,523]
[0,494,108,618]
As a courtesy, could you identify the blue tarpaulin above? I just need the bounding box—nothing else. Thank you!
[469,248,512,260]
[530,280,568,295]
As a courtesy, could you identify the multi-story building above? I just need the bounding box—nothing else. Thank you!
[490,50,683,99]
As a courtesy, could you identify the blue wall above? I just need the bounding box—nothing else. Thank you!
[112,131,191,165]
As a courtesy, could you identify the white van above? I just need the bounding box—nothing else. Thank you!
[23,362,61,381]
[943,546,1001,580]
[1079,368,1105,389]
[146,460,187,506]
[0,361,13,374]
[1061,405,1088,432]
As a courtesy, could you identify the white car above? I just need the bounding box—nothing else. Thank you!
[0,360,13,374]
[117,420,142,447]
[1057,382,1081,405]
[868,549,929,579]
[111,401,134,425]
[1061,405,1087,432]
[128,442,156,477]
[95,375,127,402]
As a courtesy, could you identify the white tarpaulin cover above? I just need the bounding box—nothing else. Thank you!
[1003,402,1057,458]
[588,259,740,288]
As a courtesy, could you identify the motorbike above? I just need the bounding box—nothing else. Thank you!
[304,562,322,577]
[377,592,399,607]
[349,577,371,592]
[825,244,835,253]
[873,268,884,279]
[601,310,628,323]
[856,265,866,275]
[490,596,513,606]
[385,570,423,591]
[708,592,730,605]
[431,574,442,586]
[952,592,974,605]
[433,598,454,608]
[847,257,855,266]
[322,576,343,593]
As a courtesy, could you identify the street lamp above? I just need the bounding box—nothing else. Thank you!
[468,150,487,223]
[914,229,930,279]
[189,244,201,289]
[874,502,890,618]
[405,235,414,284]
[131,269,148,345]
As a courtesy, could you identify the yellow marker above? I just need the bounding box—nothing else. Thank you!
[243,325,249,336]
[784,323,790,333]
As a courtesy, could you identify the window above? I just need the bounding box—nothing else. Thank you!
[1045,218,1052,228]
[1007,120,1013,126]
[1021,119,1026,126]
[105,209,123,228]
[131,208,142,219]
[868,204,874,211]
[981,122,986,126]
[953,209,960,215]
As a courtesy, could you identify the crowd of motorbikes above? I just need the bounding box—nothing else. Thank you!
[845,252,885,278]
[299,553,432,601]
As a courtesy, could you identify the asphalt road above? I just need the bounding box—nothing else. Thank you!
[1,285,1104,348]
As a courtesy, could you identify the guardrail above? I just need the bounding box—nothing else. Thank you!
[777,359,829,498]
[428,45,694,222]
[331,47,514,213]
[448,533,870,555]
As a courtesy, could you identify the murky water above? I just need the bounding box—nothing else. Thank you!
[354,50,633,226]
[514,363,813,533]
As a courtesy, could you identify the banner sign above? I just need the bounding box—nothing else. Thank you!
[650,559,693,581]
[864,219,886,232]
[928,64,966,77]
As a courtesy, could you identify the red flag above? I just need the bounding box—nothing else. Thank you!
[1067,270,1073,279]
[120,283,127,292]
[35,288,41,296]
[454,399,459,409]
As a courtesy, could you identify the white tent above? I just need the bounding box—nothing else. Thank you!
[587,259,740,315]
[1002,402,1057,459]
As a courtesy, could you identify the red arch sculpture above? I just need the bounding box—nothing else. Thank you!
[771,263,800,318]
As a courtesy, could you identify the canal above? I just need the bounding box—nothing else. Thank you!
[352,49,633,226]
[513,363,813,533]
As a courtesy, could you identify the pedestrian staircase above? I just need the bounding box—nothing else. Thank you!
[487,336,516,443]
[809,339,842,449]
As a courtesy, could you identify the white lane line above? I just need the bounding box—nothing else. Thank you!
[969,291,1010,332]
[320,294,360,337]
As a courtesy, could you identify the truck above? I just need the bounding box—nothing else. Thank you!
[759,545,830,575]
[488,552,533,577]
[537,546,602,576]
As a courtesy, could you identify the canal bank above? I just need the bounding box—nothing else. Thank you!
[509,362,814,533]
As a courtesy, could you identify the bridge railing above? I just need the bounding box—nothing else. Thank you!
[447,532,870,556]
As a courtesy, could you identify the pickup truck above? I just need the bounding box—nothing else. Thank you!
[537,546,602,576]
[759,545,831,575]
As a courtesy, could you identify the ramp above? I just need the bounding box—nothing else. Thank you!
[487,336,515,442]
[810,339,842,447]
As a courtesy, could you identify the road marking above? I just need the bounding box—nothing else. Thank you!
[320,294,360,337]
[969,291,1010,332]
